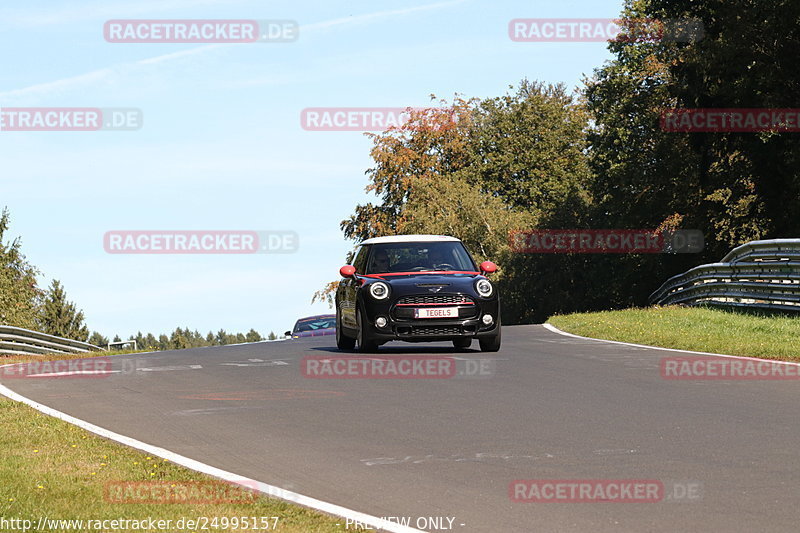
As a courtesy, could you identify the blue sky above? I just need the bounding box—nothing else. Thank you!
[1,0,624,338]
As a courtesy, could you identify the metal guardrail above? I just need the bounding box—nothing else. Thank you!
[0,325,103,356]
[648,239,800,311]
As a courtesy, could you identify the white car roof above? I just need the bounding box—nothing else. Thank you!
[360,235,462,245]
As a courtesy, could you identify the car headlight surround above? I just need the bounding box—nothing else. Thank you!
[475,279,493,298]
[369,281,390,300]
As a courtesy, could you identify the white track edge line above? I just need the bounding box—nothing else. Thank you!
[0,380,424,533]
[542,323,800,366]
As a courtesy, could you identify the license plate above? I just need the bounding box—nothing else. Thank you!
[414,307,458,319]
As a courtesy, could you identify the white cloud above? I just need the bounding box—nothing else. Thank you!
[0,1,467,102]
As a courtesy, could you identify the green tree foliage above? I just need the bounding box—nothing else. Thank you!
[399,174,534,263]
[579,14,703,312]
[88,331,109,348]
[170,327,189,350]
[145,333,157,348]
[466,81,593,220]
[645,0,800,243]
[38,280,90,342]
[245,328,263,343]
[112,327,269,351]
[581,0,800,309]
[0,208,41,328]
[585,4,698,234]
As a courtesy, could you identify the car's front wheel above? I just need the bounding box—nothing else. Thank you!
[479,327,501,352]
[335,307,356,350]
[356,307,379,353]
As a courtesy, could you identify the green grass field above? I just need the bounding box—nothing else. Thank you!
[548,305,800,361]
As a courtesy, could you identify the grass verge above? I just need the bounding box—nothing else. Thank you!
[548,305,800,361]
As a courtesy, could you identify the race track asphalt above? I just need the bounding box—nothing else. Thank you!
[3,325,800,532]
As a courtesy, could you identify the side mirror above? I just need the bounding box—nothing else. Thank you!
[284,331,292,337]
[339,265,356,278]
[480,261,497,274]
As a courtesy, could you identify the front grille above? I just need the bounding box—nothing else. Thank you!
[397,294,474,305]
[399,325,462,336]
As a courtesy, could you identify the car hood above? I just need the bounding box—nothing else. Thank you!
[367,272,482,291]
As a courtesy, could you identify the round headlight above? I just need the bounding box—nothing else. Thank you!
[369,281,390,300]
[475,279,493,298]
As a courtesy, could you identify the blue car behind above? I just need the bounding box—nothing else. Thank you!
[286,314,336,338]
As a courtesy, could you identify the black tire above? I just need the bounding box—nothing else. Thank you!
[356,307,379,353]
[452,338,472,349]
[335,307,356,350]
[479,327,501,352]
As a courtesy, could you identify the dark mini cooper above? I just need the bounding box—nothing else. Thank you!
[334,235,501,352]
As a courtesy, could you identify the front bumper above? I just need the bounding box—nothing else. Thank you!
[360,294,500,342]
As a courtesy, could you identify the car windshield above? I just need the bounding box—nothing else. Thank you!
[366,242,476,274]
[294,317,336,332]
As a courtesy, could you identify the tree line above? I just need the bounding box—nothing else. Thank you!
[0,208,275,347]
[89,328,278,351]
[323,0,800,323]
